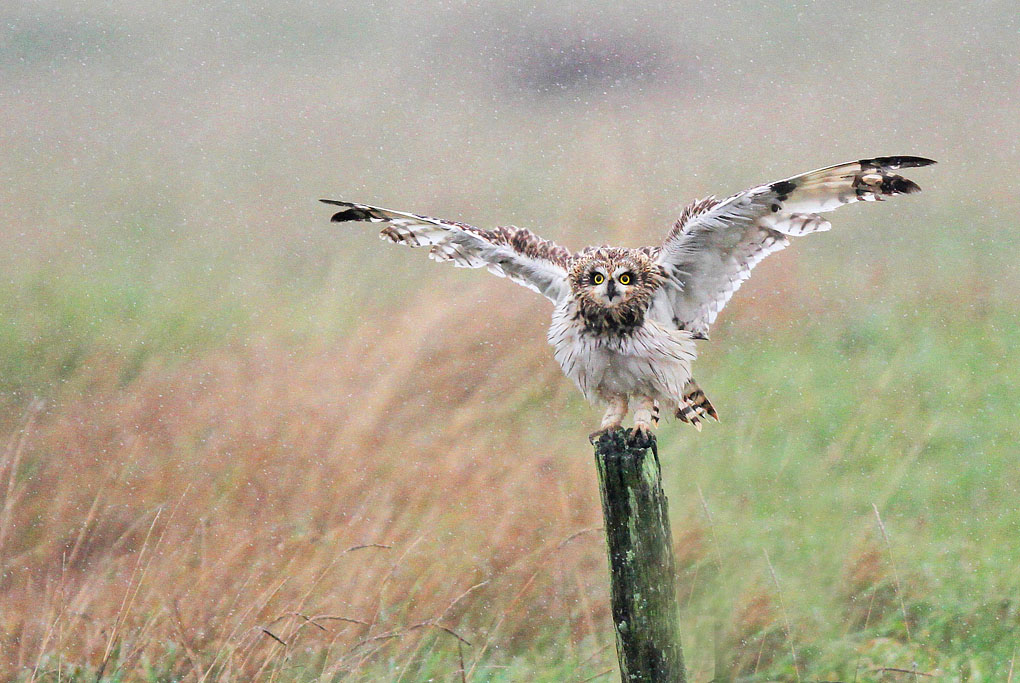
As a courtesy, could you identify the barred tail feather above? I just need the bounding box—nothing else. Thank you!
[675,379,719,431]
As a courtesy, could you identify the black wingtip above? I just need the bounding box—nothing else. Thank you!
[896,178,923,194]
[319,199,370,223]
[861,156,937,169]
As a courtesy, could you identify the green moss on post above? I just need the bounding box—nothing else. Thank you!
[592,429,686,683]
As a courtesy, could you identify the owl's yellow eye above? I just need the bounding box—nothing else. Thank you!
[618,273,631,285]
[592,272,605,285]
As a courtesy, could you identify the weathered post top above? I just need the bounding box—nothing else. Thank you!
[592,429,686,683]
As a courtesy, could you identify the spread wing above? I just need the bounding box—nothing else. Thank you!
[651,156,936,338]
[322,199,572,302]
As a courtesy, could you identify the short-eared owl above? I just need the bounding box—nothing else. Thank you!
[323,156,934,437]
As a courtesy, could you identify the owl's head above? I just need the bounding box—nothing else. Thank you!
[569,248,664,331]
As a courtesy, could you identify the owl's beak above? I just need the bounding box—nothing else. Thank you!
[605,279,618,301]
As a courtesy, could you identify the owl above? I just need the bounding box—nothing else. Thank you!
[322,156,934,439]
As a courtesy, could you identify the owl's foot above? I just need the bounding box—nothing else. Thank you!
[627,422,655,450]
[589,426,618,444]
[590,396,628,444]
[631,396,656,440]
[588,425,655,450]
[598,396,628,429]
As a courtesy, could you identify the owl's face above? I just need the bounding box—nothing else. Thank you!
[569,249,664,332]
[582,262,642,306]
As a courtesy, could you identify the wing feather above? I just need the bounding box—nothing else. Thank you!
[321,199,572,302]
[651,156,935,337]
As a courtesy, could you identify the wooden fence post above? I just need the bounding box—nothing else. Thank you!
[592,429,686,683]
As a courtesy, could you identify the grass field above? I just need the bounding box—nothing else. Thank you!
[2,2,1019,681]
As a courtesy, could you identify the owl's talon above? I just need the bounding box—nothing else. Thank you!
[627,425,656,450]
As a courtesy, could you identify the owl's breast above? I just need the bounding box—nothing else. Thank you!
[548,300,696,403]
[548,301,606,402]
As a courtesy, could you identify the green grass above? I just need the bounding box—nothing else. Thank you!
[650,300,1020,679]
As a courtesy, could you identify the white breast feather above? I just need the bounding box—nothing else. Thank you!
[548,301,696,404]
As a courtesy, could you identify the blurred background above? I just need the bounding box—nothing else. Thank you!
[1,1,1018,680]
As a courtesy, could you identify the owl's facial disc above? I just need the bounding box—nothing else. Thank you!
[589,266,636,306]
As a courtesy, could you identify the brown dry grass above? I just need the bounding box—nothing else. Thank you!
[0,285,624,681]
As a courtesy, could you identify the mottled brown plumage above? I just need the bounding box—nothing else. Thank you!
[568,247,665,336]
